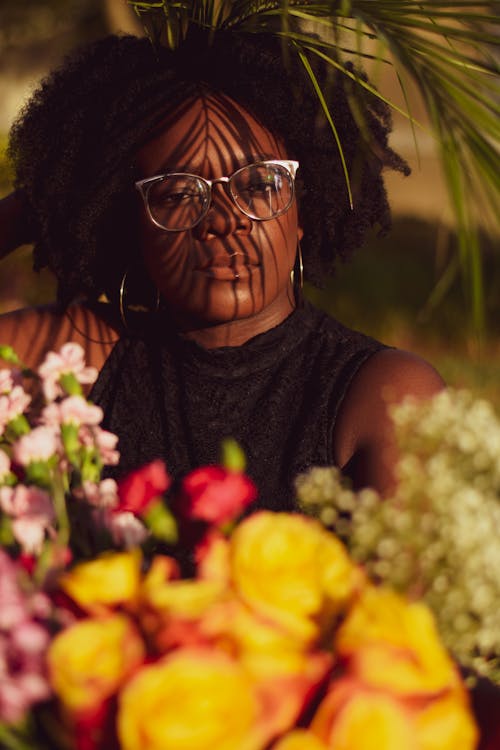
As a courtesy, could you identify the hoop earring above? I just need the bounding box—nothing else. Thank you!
[290,241,304,308]
[119,269,160,330]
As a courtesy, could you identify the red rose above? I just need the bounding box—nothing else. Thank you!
[117,460,171,515]
[179,466,257,525]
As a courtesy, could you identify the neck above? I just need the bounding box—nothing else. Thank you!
[174,288,296,349]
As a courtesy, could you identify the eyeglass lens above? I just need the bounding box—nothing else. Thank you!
[146,163,294,231]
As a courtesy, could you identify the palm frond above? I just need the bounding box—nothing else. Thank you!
[128,0,500,329]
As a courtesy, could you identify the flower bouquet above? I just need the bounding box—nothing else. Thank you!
[0,343,480,749]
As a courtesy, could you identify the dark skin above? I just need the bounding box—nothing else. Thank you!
[135,94,300,347]
[0,93,444,494]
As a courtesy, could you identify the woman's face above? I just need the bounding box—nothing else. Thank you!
[134,92,301,342]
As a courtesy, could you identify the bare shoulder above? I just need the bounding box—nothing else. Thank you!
[333,347,445,493]
[0,303,120,373]
[344,348,444,405]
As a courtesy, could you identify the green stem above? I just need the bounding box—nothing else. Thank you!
[52,472,70,553]
[0,724,36,750]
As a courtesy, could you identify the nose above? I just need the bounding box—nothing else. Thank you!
[193,181,252,240]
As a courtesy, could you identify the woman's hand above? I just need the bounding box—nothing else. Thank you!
[0,190,35,258]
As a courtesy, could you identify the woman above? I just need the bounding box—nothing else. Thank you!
[0,32,443,503]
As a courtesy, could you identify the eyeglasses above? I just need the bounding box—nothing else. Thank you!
[135,159,299,232]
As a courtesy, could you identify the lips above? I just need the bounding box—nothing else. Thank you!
[194,252,261,281]
[195,263,258,281]
[195,252,260,271]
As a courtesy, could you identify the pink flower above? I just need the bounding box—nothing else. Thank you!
[0,449,11,480]
[83,478,119,508]
[106,511,149,548]
[179,466,257,525]
[0,674,30,725]
[0,635,52,723]
[60,396,103,426]
[30,592,52,620]
[0,386,31,431]
[0,553,52,724]
[12,426,59,466]
[80,426,120,466]
[42,396,103,428]
[11,518,49,555]
[117,460,171,515]
[95,428,120,465]
[38,343,98,401]
[11,620,50,654]
[15,671,51,704]
[0,368,15,394]
[0,551,29,628]
[0,485,55,554]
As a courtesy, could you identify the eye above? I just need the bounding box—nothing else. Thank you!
[239,174,282,198]
[246,180,279,196]
[148,176,205,208]
[160,191,198,205]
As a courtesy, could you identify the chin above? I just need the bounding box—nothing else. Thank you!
[192,296,266,326]
[178,281,270,325]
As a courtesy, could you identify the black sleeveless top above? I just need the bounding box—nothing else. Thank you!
[90,303,386,510]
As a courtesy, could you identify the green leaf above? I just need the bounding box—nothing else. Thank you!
[25,459,55,488]
[0,345,20,365]
[144,500,179,543]
[296,44,354,209]
[0,514,15,547]
[220,438,246,472]
[5,414,30,440]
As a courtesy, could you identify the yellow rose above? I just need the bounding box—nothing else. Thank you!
[192,597,332,737]
[117,648,272,750]
[230,512,361,642]
[48,613,144,712]
[196,530,231,584]
[272,729,328,750]
[415,690,478,750]
[313,585,479,750]
[141,554,179,592]
[59,549,142,613]
[144,577,224,618]
[138,557,228,652]
[335,586,459,696]
[202,597,305,658]
[310,676,478,750]
[312,682,417,750]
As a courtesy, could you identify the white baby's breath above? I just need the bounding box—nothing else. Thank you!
[296,388,500,683]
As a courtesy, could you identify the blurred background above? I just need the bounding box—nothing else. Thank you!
[1,0,499,403]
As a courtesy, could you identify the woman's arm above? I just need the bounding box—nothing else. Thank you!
[0,190,35,258]
[333,348,445,494]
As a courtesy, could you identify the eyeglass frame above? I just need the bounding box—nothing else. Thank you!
[134,159,300,232]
